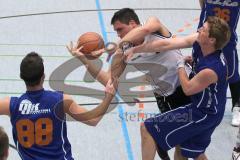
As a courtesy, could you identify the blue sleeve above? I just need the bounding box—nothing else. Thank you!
[208,63,227,83]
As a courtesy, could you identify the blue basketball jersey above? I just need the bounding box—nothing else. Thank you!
[191,42,228,114]
[198,0,240,44]
[144,42,229,158]
[10,89,73,160]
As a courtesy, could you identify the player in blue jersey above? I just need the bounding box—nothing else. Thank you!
[198,0,240,127]
[125,16,231,159]
[0,127,9,160]
[197,1,240,158]
[0,52,118,160]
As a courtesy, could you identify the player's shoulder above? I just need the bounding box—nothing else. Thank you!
[42,90,63,101]
[205,52,227,80]
[44,89,62,95]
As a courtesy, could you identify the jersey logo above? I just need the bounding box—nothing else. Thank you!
[19,99,50,115]
[207,0,239,7]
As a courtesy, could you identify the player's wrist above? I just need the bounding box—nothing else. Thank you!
[77,56,88,64]
[120,41,134,53]
[105,92,115,100]
[177,58,185,69]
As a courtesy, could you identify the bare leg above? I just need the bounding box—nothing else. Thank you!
[174,145,188,160]
[195,153,208,160]
[236,127,240,148]
[141,123,157,160]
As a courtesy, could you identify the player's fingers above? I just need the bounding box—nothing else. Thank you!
[105,42,117,54]
[92,48,104,57]
[66,42,71,50]
[110,77,118,89]
[72,41,80,51]
[105,80,114,95]
[66,45,71,52]
[77,46,84,52]
[66,42,75,55]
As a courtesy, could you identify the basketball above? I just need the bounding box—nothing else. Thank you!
[77,32,105,56]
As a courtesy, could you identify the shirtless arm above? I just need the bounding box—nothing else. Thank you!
[0,97,10,116]
[178,67,218,96]
[132,33,198,53]
[63,78,118,126]
[119,16,171,46]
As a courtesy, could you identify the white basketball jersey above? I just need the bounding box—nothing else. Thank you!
[126,33,189,96]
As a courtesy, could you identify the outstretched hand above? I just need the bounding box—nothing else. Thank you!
[184,56,193,65]
[105,77,119,96]
[177,56,193,69]
[91,48,105,58]
[67,41,105,60]
[66,41,85,57]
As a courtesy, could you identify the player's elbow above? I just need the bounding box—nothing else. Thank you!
[184,90,192,96]
[72,115,100,126]
[180,83,194,96]
[182,88,194,96]
[79,120,99,126]
[90,120,99,126]
[141,27,152,35]
[87,118,100,126]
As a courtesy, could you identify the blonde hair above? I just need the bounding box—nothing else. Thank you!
[207,16,231,50]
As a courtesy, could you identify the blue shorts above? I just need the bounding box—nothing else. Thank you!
[223,43,240,83]
[144,105,224,158]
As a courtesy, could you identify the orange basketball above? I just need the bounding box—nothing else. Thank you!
[77,32,105,55]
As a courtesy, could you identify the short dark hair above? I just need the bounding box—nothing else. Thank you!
[0,127,9,159]
[111,8,140,25]
[20,52,44,86]
[207,16,231,50]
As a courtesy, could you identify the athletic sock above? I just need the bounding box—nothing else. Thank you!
[229,81,240,110]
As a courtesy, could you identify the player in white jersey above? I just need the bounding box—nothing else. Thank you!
[125,32,189,101]
[67,8,191,159]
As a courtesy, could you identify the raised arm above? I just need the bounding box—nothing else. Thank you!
[0,97,10,116]
[119,16,171,46]
[67,42,110,86]
[63,78,118,126]
[132,33,198,53]
[67,42,127,86]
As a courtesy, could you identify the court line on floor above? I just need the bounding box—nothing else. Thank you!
[0,8,201,20]
[95,1,134,160]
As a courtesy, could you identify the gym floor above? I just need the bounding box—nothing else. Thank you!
[0,0,239,159]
